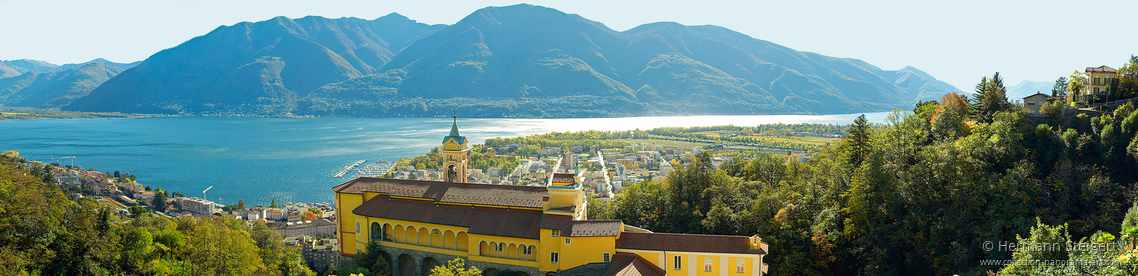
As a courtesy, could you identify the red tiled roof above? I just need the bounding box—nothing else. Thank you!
[606,253,666,276]
[353,195,543,239]
[615,232,765,254]
[332,177,547,208]
[539,215,622,237]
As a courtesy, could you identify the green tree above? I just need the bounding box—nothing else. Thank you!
[152,189,169,212]
[1052,76,1069,99]
[271,198,278,208]
[586,193,615,219]
[1068,70,1088,102]
[1041,100,1064,122]
[353,242,393,276]
[429,258,480,276]
[971,72,1012,123]
[845,114,871,167]
[1119,55,1138,96]
[1000,219,1071,275]
[129,205,149,218]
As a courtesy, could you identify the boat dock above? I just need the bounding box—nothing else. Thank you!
[334,159,368,178]
[355,160,397,178]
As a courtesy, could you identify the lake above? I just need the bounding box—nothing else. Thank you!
[0,112,890,206]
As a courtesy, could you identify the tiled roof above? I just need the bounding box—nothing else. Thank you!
[1086,65,1117,73]
[353,195,543,239]
[539,215,622,237]
[555,263,611,276]
[607,253,666,276]
[551,206,574,212]
[569,220,623,237]
[1024,92,1051,99]
[332,177,547,208]
[615,232,765,254]
[552,173,575,183]
[267,219,336,231]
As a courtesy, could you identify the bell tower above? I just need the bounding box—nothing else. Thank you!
[441,113,468,183]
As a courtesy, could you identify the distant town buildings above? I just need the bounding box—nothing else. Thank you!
[267,219,336,238]
[176,196,216,215]
[285,235,347,274]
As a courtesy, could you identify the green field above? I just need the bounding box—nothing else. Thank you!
[750,135,841,146]
[616,139,711,149]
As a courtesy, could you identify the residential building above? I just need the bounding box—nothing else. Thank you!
[247,206,266,221]
[54,170,82,186]
[120,181,144,194]
[300,236,345,273]
[1086,65,1117,96]
[134,191,154,199]
[1023,93,1052,115]
[333,118,768,276]
[266,208,287,220]
[176,196,216,215]
[267,219,337,238]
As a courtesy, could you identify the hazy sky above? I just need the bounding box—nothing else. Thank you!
[2,0,1135,93]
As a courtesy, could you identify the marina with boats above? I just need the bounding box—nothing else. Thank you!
[333,159,395,178]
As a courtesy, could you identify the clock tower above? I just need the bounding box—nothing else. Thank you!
[441,115,468,183]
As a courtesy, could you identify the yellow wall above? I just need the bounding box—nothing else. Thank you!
[1086,72,1114,94]
[608,249,762,276]
[557,236,616,271]
[694,255,719,276]
[726,256,753,276]
[357,217,471,254]
[538,229,563,271]
[548,193,575,209]
[353,215,541,269]
[471,234,541,267]
[547,186,584,211]
[337,192,365,255]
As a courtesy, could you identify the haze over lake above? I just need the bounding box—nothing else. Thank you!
[0,113,889,205]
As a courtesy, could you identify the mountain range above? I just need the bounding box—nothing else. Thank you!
[0,59,139,108]
[4,4,962,117]
[1007,80,1055,100]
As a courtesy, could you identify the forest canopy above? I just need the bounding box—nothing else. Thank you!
[590,74,1138,275]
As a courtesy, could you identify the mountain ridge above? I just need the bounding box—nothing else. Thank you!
[62,4,961,117]
[0,61,126,108]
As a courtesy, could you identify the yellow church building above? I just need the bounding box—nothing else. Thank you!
[333,117,768,276]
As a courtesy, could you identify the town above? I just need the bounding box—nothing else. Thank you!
[17,156,347,273]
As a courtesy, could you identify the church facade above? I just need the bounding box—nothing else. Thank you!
[333,118,768,276]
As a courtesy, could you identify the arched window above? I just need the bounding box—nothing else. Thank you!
[355,220,360,233]
[370,222,383,240]
[384,224,394,241]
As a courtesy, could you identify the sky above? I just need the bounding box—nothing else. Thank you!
[1,0,1135,93]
